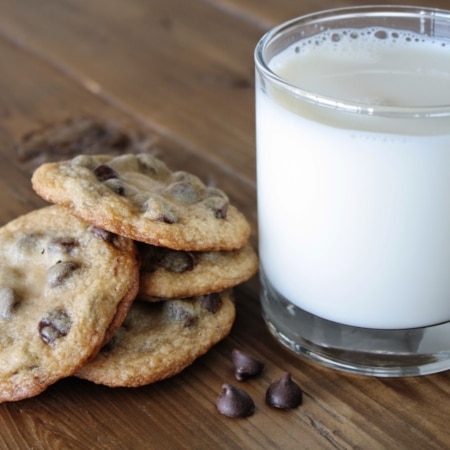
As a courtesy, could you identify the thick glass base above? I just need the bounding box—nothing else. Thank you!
[260,272,450,377]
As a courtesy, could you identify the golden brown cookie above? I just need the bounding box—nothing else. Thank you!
[137,243,258,300]
[31,154,251,251]
[0,206,139,402]
[75,291,235,387]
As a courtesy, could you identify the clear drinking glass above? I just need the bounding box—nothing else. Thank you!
[255,5,450,376]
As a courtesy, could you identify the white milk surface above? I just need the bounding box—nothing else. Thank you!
[257,28,450,328]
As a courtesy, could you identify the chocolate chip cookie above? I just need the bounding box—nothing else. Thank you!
[0,206,139,402]
[75,291,235,387]
[137,242,258,300]
[31,154,251,251]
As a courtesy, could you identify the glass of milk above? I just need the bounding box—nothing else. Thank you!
[255,5,450,376]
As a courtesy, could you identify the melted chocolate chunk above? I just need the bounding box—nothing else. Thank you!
[166,301,197,327]
[94,164,119,182]
[201,187,229,219]
[47,261,80,288]
[38,309,72,345]
[164,181,200,204]
[47,237,79,255]
[216,384,255,418]
[140,245,195,273]
[199,293,222,314]
[104,178,126,196]
[231,349,264,381]
[266,373,303,409]
[143,197,178,224]
[202,196,228,219]
[159,249,195,273]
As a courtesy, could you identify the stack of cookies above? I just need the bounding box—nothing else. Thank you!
[0,153,257,401]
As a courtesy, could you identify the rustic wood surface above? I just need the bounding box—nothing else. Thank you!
[0,0,448,448]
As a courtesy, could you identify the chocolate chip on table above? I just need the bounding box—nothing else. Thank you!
[0,287,16,320]
[47,261,80,288]
[38,309,72,345]
[231,349,264,381]
[266,373,303,409]
[216,383,255,418]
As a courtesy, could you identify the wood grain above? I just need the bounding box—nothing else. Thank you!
[0,0,448,448]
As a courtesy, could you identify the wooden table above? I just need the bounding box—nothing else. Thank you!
[0,0,448,448]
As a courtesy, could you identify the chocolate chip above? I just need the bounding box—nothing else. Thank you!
[199,293,222,314]
[104,178,126,196]
[159,249,195,273]
[216,384,255,418]
[47,261,80,288]
[143,196,178,224]
[266,373,302,409]
[38,309,72,344]
[166,300,197,327]
[0,287,16,320]
[231,349,264,381]
[47,238,79,255]
[138,245,157,272]
[94,164,119,182]
[202,187,229,216]
[202,196,229,219]
[164,181,199,204]
[140,245,195,273]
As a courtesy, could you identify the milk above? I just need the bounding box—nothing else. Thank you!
[256,28,450,329]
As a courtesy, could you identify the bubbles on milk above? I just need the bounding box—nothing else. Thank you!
[272,25,450,109]
[290,26,443,59]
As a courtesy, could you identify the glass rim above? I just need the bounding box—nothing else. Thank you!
[254,5,450,118]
